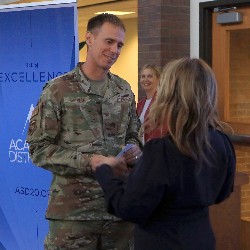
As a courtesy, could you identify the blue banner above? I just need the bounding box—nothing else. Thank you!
[0,1,78,249]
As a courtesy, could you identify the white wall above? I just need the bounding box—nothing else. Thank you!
[190,0,214,57]
[0,0,18,4]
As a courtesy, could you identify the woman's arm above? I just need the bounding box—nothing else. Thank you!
[94,140,169,224]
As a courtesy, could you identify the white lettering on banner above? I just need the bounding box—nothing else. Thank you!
[9,139,29,151]
[9,139,31,163]
[8,104,35,164]
[22,104,34,135]
[9,151,31,163]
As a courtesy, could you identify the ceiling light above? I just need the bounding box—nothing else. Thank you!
[95,11,135,16]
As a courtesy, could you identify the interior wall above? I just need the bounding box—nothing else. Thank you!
[190,0,214,57]
[79,18,138,102]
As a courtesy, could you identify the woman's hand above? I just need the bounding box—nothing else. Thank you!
[91,155,128,176]
[123,144,142,165]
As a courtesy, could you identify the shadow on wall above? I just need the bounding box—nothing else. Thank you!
[79,41,86,51]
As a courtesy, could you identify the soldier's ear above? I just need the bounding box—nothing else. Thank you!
[85,31,92,47]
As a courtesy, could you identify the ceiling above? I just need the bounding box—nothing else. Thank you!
[1,0,138,30]
[78,0,137,30]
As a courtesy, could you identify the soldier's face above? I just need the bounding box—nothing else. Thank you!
[86,22,125,70]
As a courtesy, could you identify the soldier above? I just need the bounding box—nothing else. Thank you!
[27,13,142,249]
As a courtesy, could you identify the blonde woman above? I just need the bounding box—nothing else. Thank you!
[91,58,236,250]
[137,64,167,144]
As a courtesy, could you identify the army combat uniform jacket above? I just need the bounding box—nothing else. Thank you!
[27,62,141,221]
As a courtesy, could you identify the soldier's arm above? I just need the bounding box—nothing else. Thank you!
[125,92,143,149]
[26,87,92,176]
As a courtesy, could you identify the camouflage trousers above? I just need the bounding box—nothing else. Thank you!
[44,219,134,250]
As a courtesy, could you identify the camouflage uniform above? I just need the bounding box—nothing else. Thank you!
[44,220,134,250]
[27,62,140,249]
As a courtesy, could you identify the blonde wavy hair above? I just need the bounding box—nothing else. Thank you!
[140,64,162,79]
[146,57,228,162]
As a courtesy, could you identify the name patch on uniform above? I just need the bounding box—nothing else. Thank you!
[118,94,131,102]
[65,97,88,103]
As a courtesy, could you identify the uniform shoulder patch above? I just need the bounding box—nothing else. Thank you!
[28,120,37,136]
[31,106,39,118]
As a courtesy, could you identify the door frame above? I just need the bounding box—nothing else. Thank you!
[199,0,250,66]
[200,0,250,144]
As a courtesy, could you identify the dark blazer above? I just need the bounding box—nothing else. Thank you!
[95,129,236,250]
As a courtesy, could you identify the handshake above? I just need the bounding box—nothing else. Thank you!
[90,144,142,175]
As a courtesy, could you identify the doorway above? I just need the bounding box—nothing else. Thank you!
[200,1,250,249]
[212,6,250,133]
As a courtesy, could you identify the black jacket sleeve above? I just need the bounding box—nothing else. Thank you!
[95,140,169,224]
[215,133,236,204]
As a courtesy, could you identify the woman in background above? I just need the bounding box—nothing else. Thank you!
[91,58,236,250]
[137,64,164,144]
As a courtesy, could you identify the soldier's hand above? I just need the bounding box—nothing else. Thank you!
[91,155,128,176]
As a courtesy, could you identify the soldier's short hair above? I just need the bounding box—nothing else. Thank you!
[87,13,126,33]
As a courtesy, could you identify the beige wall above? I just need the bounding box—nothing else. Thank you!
[79,18,138,102]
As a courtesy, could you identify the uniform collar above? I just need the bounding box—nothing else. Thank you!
[75,62,122,97]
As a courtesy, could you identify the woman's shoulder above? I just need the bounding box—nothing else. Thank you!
[209,129,233,144]
[208,129,235,158]
[143,135,174,153]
